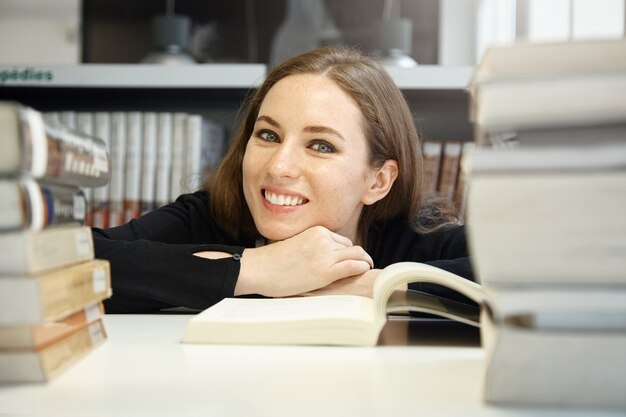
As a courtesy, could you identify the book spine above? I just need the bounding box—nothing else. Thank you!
[76,112,95,226]
[0,302,104,349]
[123,112,142,222]
[453,142,475,221]
[0,319,107,382]
[421,140,443,196]
[92,112,111,229]
[204,120,227,169]
[437,141,462,200]
[140,112,158,215]
[182,114,203,193]
[169,112,188,202]
[0,225,94,275]
[0,259,111,325]
[1,103,110,187]
[0,178,86,232]
[155,112,173,207]
[108,112,126,227]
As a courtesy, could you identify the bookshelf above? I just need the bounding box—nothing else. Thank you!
[0,63,472,136]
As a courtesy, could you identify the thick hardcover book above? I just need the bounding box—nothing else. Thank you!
[0,101,110,187]
[0,177,86,232]
[182,262,483,346]
[465,161,626,286]
[0,259,111,325]
[0,303,104,349]
[481,288,626,408]
[469,39,626,136]
[0,225,94,275]
[0,319,107,383]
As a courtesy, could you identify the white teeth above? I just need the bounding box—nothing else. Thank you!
[264,190,304,206]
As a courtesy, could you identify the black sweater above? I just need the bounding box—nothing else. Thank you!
[93,191,476,313]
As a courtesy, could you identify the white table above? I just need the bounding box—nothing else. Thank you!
[0,315,621,417]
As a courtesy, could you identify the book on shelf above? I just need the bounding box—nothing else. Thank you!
[76,112,95,226]
[169,112,188,202]
[453,142,474,220]
[123,111,143,222]
[181,115,227,193]
[0,302,104,350]
[182,262,483,346]
[0,318,107,383]
[0,259,111,325]
[436,141,462,200]
[0,177,86,231]
[0,225,94,275]
[203,118,227,170]
[140,112,158,215]
[421,140,443,195]
[108,112,126,228]
[481,287,626,408]
[92,112,112,229]
[0,101,110,187]
[155,112,173,208]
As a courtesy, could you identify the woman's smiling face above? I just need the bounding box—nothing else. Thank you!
[242,73,380,243]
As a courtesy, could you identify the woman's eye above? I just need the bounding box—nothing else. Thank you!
[310,141,336,154]
[257,130,279,142]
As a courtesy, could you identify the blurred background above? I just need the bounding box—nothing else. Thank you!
[0,0,624,67]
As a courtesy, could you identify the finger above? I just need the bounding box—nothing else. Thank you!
[331,245,374,268]
[328,259,372,281]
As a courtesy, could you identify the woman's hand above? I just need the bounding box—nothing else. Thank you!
[299,268,382,298]
[235,226,373,297]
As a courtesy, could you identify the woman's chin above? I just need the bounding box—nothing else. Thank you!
[258,225,307,242]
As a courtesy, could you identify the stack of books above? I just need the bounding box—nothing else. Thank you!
[464,39,626,408]
[0,101,112,383]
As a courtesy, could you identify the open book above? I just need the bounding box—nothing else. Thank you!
[182,262,485,346]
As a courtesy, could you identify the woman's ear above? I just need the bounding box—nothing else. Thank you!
[361,160,399,205]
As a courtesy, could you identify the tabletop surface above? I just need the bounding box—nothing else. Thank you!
[0,314,621,417]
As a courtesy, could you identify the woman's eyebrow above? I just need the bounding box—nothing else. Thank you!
[303,125,346,141]
[256,115,280,127]
[256,115,346,142]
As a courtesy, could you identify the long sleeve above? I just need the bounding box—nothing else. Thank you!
[93,192,254,313]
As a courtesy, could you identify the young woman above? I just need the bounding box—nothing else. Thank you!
[94,47,473,313]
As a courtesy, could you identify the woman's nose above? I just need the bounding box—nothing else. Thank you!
[266,141,301,179]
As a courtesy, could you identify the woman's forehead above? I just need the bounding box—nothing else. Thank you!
[258,74,364,128]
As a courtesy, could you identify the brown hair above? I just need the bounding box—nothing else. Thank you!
[205,46,457,243]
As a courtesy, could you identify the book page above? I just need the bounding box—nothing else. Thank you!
[194,296,375,323]
[373,262,485,322]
